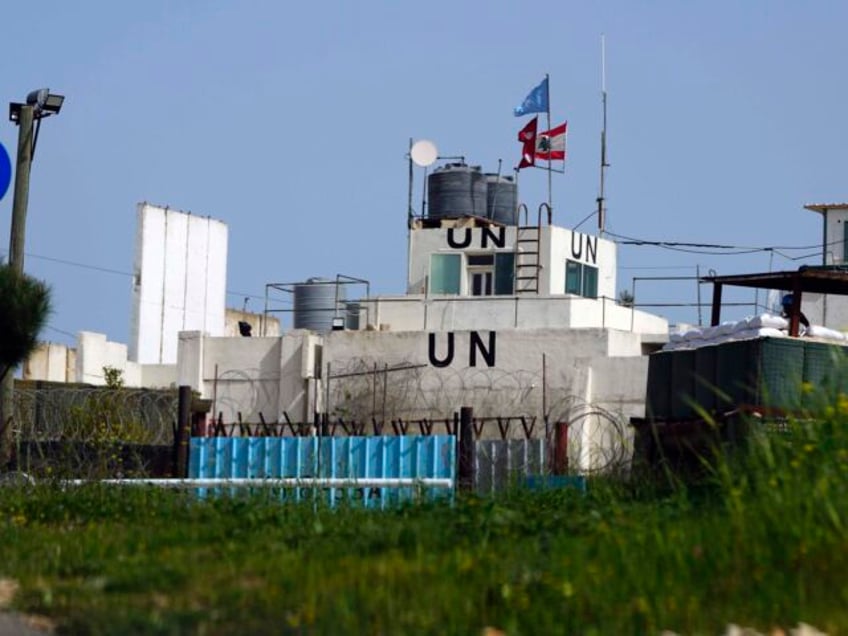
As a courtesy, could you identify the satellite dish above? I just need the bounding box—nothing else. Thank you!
[410,139,438,167]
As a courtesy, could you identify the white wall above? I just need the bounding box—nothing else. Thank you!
[71,331,174,387]
[798,292,848,332]
[408,225,518,295]
[23,343,76,383]
[175,325,654,473]
[545,226,616,298]
[202,337,281,423]
[407,224,617,299]
[177,326,652,424]
[177,330,318,423]
[177,331,205,389]
[225,308,280,337]
[361,295,668,338]
[24,336,177,387]
[809,208,848,329]
[822,208,848,265]
[77,332,128,385]
[130,203,228,364]
[141,364,177,389]
[320,327,647,424]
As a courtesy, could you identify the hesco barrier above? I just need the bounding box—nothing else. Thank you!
[646,351,673,417]
[802,342,848,406]
[693,346,718,414]
[647,337,838,418]
[670,350,696,419]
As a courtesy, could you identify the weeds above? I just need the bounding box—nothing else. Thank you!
[0,389,847,634]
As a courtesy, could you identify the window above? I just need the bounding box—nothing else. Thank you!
[565,260,581,294]
[494,253,515,295]
[583,265,598,298]
[430,253,461,294]
[467,253,494,296]
[467,254,494,267]
[470,271,493,296]
[565,259,598,298]
[843,221,848,264]
[466,252,515,296]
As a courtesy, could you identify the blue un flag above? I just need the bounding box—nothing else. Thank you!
[514,77,549,117]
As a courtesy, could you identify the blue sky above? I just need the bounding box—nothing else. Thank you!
[1,1,846,346]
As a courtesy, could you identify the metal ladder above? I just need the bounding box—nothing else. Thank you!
[514,203,550,294]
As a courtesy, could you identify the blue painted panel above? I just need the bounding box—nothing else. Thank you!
[188,436,456,508]
[525,475,587,494]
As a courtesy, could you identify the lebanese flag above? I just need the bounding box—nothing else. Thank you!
[536,122,567,161]
[517,116,538,169]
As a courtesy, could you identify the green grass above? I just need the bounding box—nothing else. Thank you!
[2,406,848,634]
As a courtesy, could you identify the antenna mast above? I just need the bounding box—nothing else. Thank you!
[597,35,609,235]
[545,72,553,216]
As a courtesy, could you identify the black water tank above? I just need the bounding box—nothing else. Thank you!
[485,174,518,225]
[427,163,487,219]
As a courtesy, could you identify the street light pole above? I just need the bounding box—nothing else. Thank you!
[8,103,33,275]
[0,103,35,466]
[0,88,63,468]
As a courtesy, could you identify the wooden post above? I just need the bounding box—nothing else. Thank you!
[458,406,474,492]
[789,274,803,337]
[710,282,723,326]
[553,421,569,475]
[175,385,192,477]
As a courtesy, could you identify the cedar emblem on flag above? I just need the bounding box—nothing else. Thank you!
[535,122,567,161]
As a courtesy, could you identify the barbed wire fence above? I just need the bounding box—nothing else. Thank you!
[11,385,178,478]
[201,357,635,476]
[326,357,634,475]
[8,358,635,479]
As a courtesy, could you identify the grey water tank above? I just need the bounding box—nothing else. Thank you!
[485,174,518,225]
[344,301,361,330]
[293,278,344,332]
[427,163,487,219]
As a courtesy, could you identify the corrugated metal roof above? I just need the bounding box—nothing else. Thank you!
[804,203,848,213]
[702,266,848,335]
[702,266,848,294]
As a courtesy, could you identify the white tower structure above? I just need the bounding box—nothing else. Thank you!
[129,202,228,364]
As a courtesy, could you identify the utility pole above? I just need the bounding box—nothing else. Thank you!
[8,104,33,274]
[0,104,34,466]
[0,89,63,469]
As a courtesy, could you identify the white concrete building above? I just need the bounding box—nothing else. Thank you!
[24,168,674,471]
[24,332,177,388]
[801,203,848,330]
[176,209,669,470]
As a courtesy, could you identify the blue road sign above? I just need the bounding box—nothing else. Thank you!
[0,142,11,202]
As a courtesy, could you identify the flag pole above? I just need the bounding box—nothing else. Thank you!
[597,36,609,236]
[545,73,553,218]
[407,137,414,228]
[407,137,414,293]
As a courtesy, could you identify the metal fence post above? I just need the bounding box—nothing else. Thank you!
[175,385,192,477]
[458,406,474,492]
